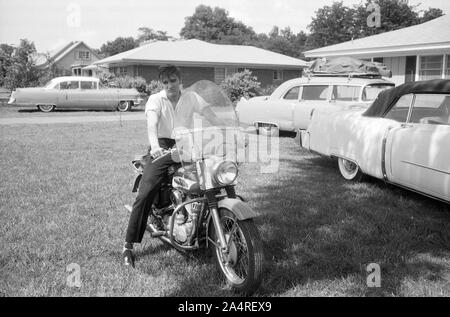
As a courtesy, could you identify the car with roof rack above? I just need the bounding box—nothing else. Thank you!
[236,57,394,136]
[7,76,143,112]
[236,75,394,136]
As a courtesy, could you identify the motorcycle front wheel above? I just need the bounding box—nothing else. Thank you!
[210,208,264,295]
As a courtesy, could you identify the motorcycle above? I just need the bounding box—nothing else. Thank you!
[126,80,264,295]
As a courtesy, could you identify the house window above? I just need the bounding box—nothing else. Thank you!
[273,70,283,81]
[76,51,91,60]
[73,68,82,76]
[214,67,238,84]
[114,67,127,76]
[419,55,443,80]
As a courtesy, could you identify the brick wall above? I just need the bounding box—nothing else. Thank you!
[132,65,302,88]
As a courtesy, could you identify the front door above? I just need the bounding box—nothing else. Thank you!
[293,84,331,129]
[388,94,450,200]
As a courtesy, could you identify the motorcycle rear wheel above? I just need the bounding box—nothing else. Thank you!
[210,208,263,295]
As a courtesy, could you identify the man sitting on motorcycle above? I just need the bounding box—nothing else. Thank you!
[122,65,223,267]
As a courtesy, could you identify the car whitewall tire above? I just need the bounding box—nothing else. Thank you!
[37,104,55,112]
[338,157,363,181]
[117,101,131,112]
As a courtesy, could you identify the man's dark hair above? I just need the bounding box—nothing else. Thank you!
[158,65,181,81]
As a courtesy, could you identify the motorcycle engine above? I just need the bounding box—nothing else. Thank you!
[168,191,203,245]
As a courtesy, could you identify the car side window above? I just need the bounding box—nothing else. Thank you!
[384,94,413,122]
[332,85,360,102]
[301,85,329,101]
[80,81,97,90]
[283,86,300,100]
[412,94,450,125]
[60,81,80,90]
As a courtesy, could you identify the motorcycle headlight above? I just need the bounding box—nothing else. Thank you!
[213,161,238,186]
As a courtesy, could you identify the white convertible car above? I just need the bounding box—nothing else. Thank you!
[300,79,450,203]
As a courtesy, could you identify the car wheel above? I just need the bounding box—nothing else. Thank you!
[117,101,131,112]
[258,124,279,137]
[37,104,55,112]
[338,158,363,181]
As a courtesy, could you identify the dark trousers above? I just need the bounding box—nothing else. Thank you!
[125,138,175,243]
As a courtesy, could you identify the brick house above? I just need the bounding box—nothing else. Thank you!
[92,39,306,87]
[304,15,450,86]
[35,41,101,77]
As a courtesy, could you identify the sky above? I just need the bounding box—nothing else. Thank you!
[1,0,449,52]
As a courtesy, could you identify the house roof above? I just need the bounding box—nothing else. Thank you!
[304,14,450,58]
[35,41,100,66]
[93,39,307,68]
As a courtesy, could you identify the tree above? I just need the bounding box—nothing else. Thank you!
[353,0,420,38]
[0,44,15,86]
[137,27,171,44]
[306,2,356,49]
[3,39,51,89]
[99,37,138,57]
[420,8,444,23]
[255,26,307,59]
[180,5,257,44]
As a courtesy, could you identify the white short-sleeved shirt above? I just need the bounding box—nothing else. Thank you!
[145,90,177,139]
[145,90,209,138]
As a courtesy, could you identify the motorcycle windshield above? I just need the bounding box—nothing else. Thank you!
[173,80,244,163]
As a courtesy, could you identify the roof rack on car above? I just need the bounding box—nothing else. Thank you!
[304,71,383,79]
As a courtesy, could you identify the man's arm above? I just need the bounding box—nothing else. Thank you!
[146,111,164,157]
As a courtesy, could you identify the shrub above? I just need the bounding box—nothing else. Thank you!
[146,80,164,95]
[258,84,278,96]
[97,70,116,87]
[220,70,261,104]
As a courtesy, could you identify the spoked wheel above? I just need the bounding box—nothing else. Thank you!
[37,104,55,112]
[210,208,263,295]
[338,157,363,181]
[117,100,131,112]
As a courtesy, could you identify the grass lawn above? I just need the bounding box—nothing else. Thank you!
[0,120,449,297]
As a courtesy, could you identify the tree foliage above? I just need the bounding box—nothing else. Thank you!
[137,27,171,44]
[99,37,138,57]
[306,0,443,50]
[2,39,51,89]
[180,5,257,44]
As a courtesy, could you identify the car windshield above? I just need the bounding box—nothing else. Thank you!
[43,79,57,89]
[362,84,394,101]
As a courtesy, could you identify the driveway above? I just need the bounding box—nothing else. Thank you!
[0,113,145,125]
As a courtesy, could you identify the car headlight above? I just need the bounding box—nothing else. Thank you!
[213,161,238,186]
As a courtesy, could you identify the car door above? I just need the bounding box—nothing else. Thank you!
[293,84,331,129]
[387,93,450,200]
[58,80,80,108]
[73,80,104,109]
[330,85,362,107]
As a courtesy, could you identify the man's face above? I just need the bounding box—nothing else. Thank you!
[161,74,180,99]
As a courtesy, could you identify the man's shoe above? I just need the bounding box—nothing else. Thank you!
[123,249,135,268]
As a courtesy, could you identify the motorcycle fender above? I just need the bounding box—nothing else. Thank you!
[218,198,260,220]
[132,174,142,193]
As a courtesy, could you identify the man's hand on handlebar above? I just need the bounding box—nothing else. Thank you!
[150,147,165,159]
